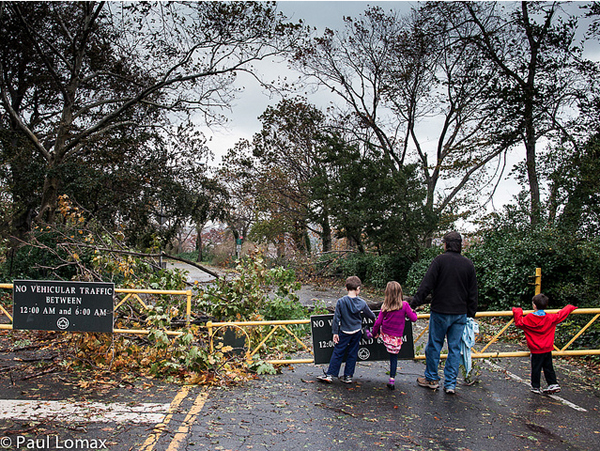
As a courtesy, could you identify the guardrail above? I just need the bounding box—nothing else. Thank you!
[418,308,600,360]
[205,319,312,364]
[204,309,600,365]
[2,282,599,365]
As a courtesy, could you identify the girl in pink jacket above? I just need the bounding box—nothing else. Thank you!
[372,281,418,390]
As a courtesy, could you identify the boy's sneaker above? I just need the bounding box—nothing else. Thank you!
[530,387,543,394]
[317,373,333,383]
[543,384,561,394]
[417,377,439,390]
[339,375,353,384]
[444,387,455,394]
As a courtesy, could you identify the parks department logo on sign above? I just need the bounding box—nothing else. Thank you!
[13,280,115,333]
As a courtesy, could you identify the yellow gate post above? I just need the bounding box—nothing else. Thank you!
[206,321,214,353]
[535,267,542,295]
[186,289,192,327]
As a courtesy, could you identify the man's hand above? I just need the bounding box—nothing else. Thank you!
[333,334,339,344]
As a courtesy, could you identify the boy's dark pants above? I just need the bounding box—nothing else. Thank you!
[326,331,362,378]
[530,351,557,388]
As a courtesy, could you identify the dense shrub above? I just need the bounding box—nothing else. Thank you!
[402,225,600,312]
[466,226,600,311]
[177,246,233,267]
[404,246,443,295]
[323,252,414,289]
[177,250,200,262]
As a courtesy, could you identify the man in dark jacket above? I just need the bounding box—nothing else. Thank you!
[410,231,478,394]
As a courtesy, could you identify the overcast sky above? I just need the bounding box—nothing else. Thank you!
[202,1,415,158]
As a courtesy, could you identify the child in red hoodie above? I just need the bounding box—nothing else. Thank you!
[512,293,577,394]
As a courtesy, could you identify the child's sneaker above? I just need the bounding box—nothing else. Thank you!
[317,372,333,383]
[530,387,543,394]
[543,384,561,394]
[387,378,395,390]
[339,375,353,384]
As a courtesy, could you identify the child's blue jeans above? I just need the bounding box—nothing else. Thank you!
[389,352,398,378]
[326,331,362,377]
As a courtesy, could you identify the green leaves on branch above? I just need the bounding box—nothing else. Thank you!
[198,251,303,322]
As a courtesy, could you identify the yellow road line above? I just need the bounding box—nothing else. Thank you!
[139,385,192,451]
[165,390,209,451]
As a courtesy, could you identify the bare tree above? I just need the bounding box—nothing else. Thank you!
[443,1,589,225]
[292,6,510,240]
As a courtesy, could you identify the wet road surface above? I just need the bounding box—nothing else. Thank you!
[183,354,600,451]
[2,350,599,451]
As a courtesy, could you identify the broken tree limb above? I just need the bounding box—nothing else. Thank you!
[161,252,220,279]
[56,243,221,279]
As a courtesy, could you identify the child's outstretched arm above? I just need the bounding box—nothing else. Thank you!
[512,307,524,327]
[552,304,578,325]
[372,311,383,337]
[404,301,418,322]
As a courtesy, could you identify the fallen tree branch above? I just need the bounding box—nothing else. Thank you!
[14,353,58,362]
[162,252,220,279]
[21,366,58,380]
[58,243,221,279]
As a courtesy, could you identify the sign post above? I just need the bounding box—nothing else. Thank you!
[235,237,243,259]
[13,280,115,333]
[310,311,414,364]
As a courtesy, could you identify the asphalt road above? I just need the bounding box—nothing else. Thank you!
[2,347,599,451]
[184,354,600,451]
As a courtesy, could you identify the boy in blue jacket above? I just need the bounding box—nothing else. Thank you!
[317,276,375,384]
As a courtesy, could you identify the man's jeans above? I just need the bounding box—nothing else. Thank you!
[424,312,467,390]
[327,331,362,377]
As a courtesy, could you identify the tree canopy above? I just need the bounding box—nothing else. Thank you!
[0,1,304,245]
[1,1,599,268]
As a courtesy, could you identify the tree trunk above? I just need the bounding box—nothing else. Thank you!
[276,235,285,259]
[36,173,60,223]
[321,214,332,253]
[195,225,203,262]
[524,91,541,226]
[35,79,75,224]
[291,222,311,255]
